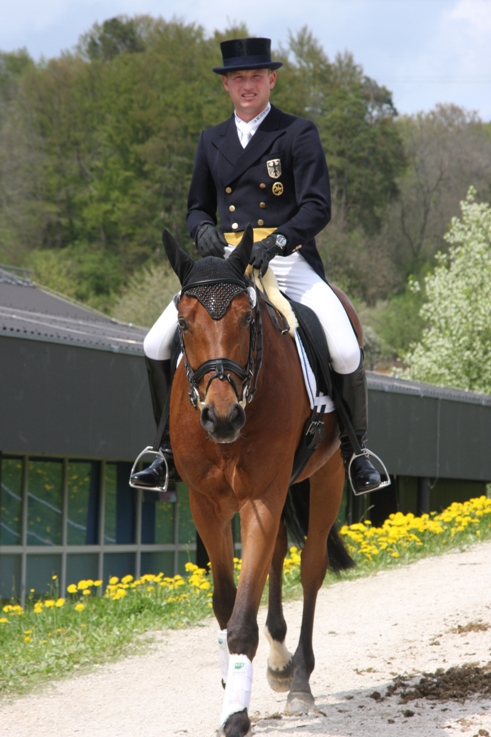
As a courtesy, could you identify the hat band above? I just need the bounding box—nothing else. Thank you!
[222,54,272,68]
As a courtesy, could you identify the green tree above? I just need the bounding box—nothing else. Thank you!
[401,188,491,393]
[386,105,491,278]
[274,28,406,234]
[111,262,180,327]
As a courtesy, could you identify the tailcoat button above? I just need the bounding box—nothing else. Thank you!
[225,187,232,194]
[231,222,238,230]
[229,205,236,212]
[259,183,266,189]
[257,219,264,226]
[259,202,266,209]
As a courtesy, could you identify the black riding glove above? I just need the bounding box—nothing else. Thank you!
[196,222,228,258]
[249,235,280,276]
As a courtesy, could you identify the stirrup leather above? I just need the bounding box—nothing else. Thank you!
[348,448,391,497]
[129,446,169,493]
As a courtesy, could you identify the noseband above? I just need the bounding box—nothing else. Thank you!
[178,280,263,411]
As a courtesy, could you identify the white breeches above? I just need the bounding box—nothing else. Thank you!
[143,251,360,375]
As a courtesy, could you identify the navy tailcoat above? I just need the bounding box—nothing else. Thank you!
[186,104,331,280]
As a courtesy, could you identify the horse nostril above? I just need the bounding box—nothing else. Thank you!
[228,403,246,430]
[200,405,217,433]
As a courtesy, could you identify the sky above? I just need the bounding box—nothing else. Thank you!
[1,0,491,120]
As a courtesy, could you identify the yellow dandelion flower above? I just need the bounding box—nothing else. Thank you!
[75,603,85,612]
[0,618,9,624]
[24,636,31,643]
[77,580,88,590]
[67,584,77,594]
[122,575,133,584]
[44,599,55,608]
[82,589,91,596]
[56,598,65,607]
[94,580,103,587]
[109,576,119,585]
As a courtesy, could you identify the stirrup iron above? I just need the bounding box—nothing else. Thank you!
[129,446,169,493]
[348,448,391,496]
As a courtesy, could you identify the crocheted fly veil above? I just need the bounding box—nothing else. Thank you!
[180,256,248,320]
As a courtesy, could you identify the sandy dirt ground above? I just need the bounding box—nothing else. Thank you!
[1,542,491,737]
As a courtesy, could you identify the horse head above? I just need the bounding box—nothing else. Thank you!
[163,227,257,443]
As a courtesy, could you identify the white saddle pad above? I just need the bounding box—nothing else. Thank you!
[294,331,335,413]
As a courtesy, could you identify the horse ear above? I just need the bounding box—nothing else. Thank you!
[162,229,194,286]
[228,223,254,277]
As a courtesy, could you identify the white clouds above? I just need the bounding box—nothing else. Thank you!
[446,0,491,71]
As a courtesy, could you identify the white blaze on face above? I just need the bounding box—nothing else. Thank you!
[264,624,293,671]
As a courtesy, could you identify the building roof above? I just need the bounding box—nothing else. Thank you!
[0,267,146,355]
[367,371,491,407]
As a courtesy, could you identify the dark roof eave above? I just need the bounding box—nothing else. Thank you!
[367,371,491,407]
[0,328,144,356]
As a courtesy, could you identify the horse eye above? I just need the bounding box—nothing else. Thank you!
[243,312,252,326]
[178,317,189,331]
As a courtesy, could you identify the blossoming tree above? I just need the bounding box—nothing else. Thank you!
[402,188,491,394]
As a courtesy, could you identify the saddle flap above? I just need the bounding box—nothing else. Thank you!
[288,299,333,399]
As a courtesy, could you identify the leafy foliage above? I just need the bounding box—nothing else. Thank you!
[401,189,491,393]
[112,261,180,327]
[1,16,490,357]
[275,28,406,234]
[0,19,404,310]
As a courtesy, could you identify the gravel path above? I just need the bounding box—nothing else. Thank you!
[1,542,491,737]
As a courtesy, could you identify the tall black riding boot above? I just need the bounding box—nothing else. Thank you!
[332,353,382,495]
[130,357,180,489]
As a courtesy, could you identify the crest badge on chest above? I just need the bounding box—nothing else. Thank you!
[266,159,282,179]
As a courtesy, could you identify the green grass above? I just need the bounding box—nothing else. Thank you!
[1,496,491,699]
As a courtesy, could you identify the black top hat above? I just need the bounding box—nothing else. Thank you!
[213,38,283,75]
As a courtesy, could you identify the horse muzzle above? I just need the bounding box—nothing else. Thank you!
[200,402,246,443]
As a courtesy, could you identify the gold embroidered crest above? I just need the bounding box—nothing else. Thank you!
[272,182,284,196]
[267,159,282,179]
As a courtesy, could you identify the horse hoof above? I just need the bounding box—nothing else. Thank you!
[218,708,252,736]
[285,691,315,715]
[266,660,294,692]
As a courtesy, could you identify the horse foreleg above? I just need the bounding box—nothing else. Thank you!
[286,454,345,715]
[265,519,294,692]
[220,492,287,737]
[188,490,237,690]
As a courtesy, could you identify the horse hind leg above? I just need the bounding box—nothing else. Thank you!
[265,520,294,692]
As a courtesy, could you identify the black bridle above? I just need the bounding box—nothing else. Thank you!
[178,281,263,411]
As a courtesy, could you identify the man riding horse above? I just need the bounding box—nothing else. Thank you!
[131,37,383,496]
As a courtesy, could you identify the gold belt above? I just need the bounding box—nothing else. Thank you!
[224,227,276,246]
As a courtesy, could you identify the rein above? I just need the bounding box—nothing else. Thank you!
[178,281,263,412]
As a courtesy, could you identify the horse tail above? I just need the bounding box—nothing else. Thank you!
[326,522,356,572]
[281,479,355,573]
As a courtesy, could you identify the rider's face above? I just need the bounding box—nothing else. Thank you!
[222,69,276,122]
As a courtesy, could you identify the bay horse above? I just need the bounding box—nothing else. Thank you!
[163,226,355,737]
